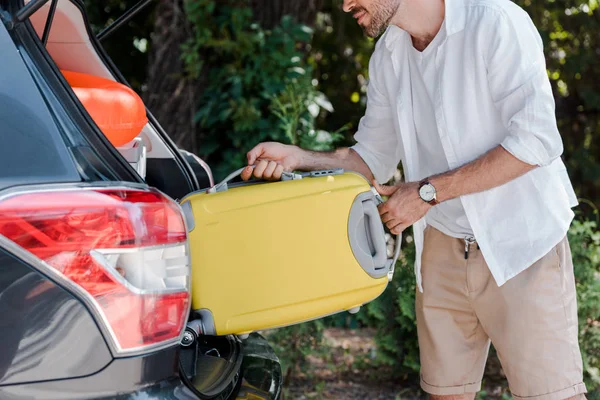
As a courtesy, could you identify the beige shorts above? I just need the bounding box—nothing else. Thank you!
[417,226,587,400]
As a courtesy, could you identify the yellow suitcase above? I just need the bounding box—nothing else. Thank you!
[180,169,398,336]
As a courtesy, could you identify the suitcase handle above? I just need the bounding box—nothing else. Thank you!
[370,187,401,281]
[207,166,347,193]
[349,191,402,281]
[206,166,303,193]
[362,200,389,270]
[348,192,390,279]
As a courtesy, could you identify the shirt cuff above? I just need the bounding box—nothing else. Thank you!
[501,134,554,167]
[351,143,395,184]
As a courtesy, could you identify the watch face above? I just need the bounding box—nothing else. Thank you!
[419,183,436,202]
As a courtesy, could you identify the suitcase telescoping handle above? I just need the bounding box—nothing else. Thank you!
[206,165,347,193]
[206,165,304,193]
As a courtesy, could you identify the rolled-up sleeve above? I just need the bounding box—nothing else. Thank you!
[351,44,399,183]
[486,8,563,167]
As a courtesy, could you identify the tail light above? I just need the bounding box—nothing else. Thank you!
[0,187,190,355]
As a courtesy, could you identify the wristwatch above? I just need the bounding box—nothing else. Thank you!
[418,179,438,205]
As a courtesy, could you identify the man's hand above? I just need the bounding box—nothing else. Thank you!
[374,181,432,234]
[241,142,302,181]
[240,142,375,182]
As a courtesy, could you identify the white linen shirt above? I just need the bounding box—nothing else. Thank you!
[351,0,578,291]
[407,22,475,239]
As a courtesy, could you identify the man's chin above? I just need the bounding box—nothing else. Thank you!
[361,24,383,38]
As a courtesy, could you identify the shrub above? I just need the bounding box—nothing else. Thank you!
[182,0,343,180]
[569,219,600,391]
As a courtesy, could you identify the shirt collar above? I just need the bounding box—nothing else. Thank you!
[383,0,468,51]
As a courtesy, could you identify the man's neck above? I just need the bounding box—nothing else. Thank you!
[391,0,445,51]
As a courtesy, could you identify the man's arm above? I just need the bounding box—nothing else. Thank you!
[240,142,374,182]
[376,145,535,234]
[297,148,375,181]
[429,145,535,202]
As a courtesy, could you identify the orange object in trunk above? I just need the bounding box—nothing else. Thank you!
[61,70,147,147]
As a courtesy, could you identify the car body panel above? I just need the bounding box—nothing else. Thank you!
[0,346,193,400]
[0,18,80,190]
[0,247,112,385]
[0,333,282,400]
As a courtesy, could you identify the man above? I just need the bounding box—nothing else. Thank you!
[241,0,585,399]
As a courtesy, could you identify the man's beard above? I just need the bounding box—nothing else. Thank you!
[358,0,401,38]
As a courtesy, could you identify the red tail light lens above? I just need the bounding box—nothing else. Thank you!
[0,188,190,354]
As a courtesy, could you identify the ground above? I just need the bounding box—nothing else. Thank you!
[282,328,512,400]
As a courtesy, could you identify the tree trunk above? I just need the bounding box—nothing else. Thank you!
[143,0,199,152]
[144,0,323,152]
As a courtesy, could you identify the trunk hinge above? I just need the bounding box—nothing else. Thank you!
[1,10,14,30]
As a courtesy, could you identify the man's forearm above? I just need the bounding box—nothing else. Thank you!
[430,145,536,202]
[296,147,375,181]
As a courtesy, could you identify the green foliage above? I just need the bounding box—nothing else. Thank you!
[308,5,375,147]
[182,0,342,179]
[568,219,600,391]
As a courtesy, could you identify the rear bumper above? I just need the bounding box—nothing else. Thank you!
[0,334,282,400]
[0,347,198,400]
[116,379,197,400]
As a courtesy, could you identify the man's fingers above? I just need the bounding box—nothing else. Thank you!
[247,144,264,166]
[390,222,408,235]
[263,161,277,180]
[381,212,395,224]
[378,201,390,215]
[240,165,255,181]
[373,180,399,196]
[240,162,283,181]
[273,164,284,180]
[387,220,402,232]
[253,160,268,178]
